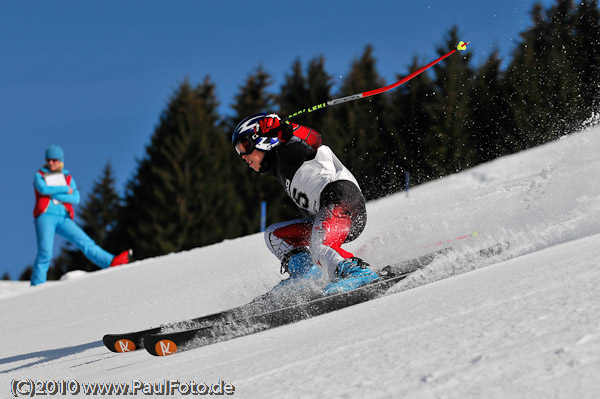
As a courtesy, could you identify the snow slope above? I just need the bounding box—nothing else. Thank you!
[1,127,599,399]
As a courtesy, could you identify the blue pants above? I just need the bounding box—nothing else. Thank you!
[32,213,114,285]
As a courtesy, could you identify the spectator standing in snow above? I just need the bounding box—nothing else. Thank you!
[31,145,130,286]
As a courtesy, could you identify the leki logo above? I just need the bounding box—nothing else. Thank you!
[156,339,178,356]
[115,339,136,353]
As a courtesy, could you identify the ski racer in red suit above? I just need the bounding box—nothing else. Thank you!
[232,113,379,295]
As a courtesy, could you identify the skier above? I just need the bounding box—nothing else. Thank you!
[232,113,379,295]
[31,145,131,286]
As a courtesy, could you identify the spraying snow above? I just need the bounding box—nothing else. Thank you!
[1,127,599,398]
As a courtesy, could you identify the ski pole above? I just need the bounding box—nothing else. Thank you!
[285,41,469,121]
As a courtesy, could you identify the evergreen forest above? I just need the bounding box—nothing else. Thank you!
[20,0,600,280]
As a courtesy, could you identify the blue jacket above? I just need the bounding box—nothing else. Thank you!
[33,167,80,217]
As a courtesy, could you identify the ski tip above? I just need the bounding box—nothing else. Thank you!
[151,339,179,356]
[102,335,137,353]
[457,41,468,51]
[114,338,137,353]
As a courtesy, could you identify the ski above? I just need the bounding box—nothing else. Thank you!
[144,246,488,356]
[102,248,449,354]
[144,267,420,356]
[105,243,508,356]
[103,298,265,353]
[143,242,508,356]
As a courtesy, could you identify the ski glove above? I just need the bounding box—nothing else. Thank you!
[258,114,293,141]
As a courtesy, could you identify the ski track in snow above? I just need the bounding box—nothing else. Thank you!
[1,127,599,398]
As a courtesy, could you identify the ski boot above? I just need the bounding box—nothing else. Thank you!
[110,249,132,267]
[323,257,379,295]
[264,248,324,301]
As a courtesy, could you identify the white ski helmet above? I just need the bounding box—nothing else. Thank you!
[232,113,281,155]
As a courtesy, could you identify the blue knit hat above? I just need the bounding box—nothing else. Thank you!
[45,145,64,162]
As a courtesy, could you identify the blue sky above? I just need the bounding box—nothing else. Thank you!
[1,0,555,280]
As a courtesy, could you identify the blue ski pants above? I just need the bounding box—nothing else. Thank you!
[31,213,113,285]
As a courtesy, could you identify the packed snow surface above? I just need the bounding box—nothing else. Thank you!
[1,127,599,398]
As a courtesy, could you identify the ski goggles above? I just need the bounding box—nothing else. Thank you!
[234,135,255,156]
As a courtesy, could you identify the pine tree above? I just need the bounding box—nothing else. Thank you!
[468,50,515,163]
[227,66,299,234]
[422,26,476,177]
[19,266,32,282]
[80,163,120,247]
[573,0,600,113]
[503,3,546,151]
[279,58,307,118]
[504,0,588,148]
[332,45,396,199]
[278,56,333,128]
[277,55,348,173]
[389,55,436,186]
[546,0,587,131]
[115,78,243,259]
[227,66,275,130]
